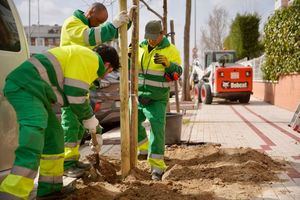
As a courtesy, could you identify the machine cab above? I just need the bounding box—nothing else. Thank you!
[204,50,236,69]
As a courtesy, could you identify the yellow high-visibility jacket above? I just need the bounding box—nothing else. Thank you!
[60,10,118,49]
[138,37,182,101]
[5,45,105,121]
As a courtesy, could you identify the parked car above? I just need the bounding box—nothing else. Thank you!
[0,0,30,182]
[53,71,121,131]
[90,71,121,125]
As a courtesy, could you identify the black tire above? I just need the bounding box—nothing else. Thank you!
[197,82,203,103]
[228,97,238,102]
[193,83,202,105]
[201,84,213,104]
[239,94,251,104]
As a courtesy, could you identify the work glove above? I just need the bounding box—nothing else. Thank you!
[128,5,138,21]
[154,53,170,67]
[112,10,130,28]
[82,115,99,133]
[89,134,103,153]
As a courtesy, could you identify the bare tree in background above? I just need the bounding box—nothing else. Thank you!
[200,6,229,51]
[182,0,192,101]
[140,0,167,33]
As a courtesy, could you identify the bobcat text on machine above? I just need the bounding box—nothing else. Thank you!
[191,50,253,104]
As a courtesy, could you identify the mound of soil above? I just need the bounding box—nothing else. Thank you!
[65,144,285,200]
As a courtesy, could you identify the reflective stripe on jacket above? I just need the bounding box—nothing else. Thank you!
[60,10,118,48]
[49,45,105,121]
[6,45,105,122]
[138,37,182,101]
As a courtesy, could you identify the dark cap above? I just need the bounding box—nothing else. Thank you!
[144,20,162,40]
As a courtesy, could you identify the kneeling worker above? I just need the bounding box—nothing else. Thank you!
[0,44,120,199]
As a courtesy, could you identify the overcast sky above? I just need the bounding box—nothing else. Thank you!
[13,0,275,60]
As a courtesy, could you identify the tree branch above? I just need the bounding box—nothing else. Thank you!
[140,0,163,20]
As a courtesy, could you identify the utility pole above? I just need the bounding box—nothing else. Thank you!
[28,0,31,45]
[194,0,196,48]
[37,0,40,46]
[118,0,130,178]
[192,0,198,60]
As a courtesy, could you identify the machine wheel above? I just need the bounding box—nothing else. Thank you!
[228,97,238,102]
[201,84,213,104]
[193,83,202,103]
[239,94,251,104]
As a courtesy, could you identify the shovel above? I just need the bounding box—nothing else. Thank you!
[90,130,101,173]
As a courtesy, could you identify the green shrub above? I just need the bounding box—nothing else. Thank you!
[263,0,300,81]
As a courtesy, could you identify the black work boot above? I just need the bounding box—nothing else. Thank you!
[76,161,91,171]
[151,171,164,181]
[63,166,85,178]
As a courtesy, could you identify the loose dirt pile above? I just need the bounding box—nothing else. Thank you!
[65,144,285,200]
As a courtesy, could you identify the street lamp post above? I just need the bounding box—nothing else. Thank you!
[28,0,31,45]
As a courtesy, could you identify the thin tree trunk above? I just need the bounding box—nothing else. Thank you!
[119,0,130,178]
[182,0,191,101]
[130,0,139,169]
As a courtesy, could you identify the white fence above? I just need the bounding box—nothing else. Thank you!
[237,55,265,81]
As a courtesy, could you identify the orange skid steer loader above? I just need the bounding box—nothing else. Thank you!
[192,50,253,104]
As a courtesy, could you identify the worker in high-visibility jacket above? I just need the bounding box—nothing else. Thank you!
[0,45,120,200]
[60,2,135,177]
[137,20,182,181]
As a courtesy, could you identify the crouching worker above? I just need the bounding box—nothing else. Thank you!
[0,44,120,200]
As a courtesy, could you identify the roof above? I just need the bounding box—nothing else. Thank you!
[24,24,61,38]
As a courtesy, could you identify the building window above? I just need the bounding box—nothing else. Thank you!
[36,38,44,46]
[0,0,21,52]
[55,38,60,46]
[48,38,54,46]
[31,37,35,46]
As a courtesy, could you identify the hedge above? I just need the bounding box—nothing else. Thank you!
[263,0,300,81]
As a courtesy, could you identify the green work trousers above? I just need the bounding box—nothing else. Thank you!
[138,99,167,173]
[61,107,85,170]
[0,80,64,199]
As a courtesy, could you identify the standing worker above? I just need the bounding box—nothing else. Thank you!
[137,20,182,180]
[0,44,120,199]
[60,2,136,178]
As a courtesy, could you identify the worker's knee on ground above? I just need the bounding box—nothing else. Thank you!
[0,174,35,199]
